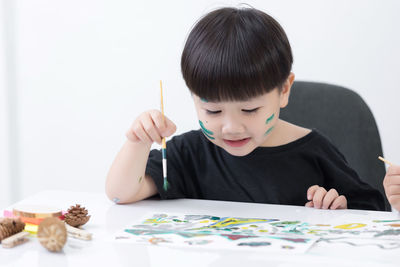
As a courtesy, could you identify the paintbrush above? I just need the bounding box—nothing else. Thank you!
[160,80,169,191]
[378,156,394,166]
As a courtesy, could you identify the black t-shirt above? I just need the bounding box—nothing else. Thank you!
[146,129,385,211]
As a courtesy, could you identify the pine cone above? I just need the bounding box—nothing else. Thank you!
[64,204,90,227]
[38,217,67,252]
[0,217,25,241]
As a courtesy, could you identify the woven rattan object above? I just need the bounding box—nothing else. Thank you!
[0,217,25,241]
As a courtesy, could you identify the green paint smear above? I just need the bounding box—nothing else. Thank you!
[373,220,400,223]
[163,179,169,191]
[201,129,215,140]
[199,120,213,135]
[200,98,208,103]
[265,113,275,124]
[199,120,215,140]
[138,176,143,183]
[265,126,274,136]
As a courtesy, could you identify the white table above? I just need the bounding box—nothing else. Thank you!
[1,190,400,267]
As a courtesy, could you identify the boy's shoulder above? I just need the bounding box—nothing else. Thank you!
[168,129,206,148]
[170,129,203,142]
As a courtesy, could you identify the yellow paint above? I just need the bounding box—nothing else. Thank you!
[307,230,322,234]
[241,227,248,229]
[258,230,268,232]
[24,223,38,234]
[144,219,168,224]
[200,220,209,223]
[334,223,366,230]
[315,224,330,227]
[210,217,269,228]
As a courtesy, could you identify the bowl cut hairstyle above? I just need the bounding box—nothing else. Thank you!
[181,7,293,102]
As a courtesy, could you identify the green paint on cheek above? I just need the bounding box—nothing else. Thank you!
[199,120,213,135]
[201,98,208,103]
[138,176,143,183]
[199,120,215,140]
[265,113,275,124]
[265,126,274,136]
[202,129,215,140]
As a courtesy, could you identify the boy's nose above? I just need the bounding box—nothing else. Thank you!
[221,117,245,135]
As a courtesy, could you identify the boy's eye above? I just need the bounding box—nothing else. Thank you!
[242,108,259,113]
[206,110,221,114]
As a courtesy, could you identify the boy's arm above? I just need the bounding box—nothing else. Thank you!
[105,110,176,204]
[105,140,157,203]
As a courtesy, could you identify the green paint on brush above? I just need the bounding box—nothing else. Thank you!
[265,113,275,124]
[264,126,274,136]
[163,179,169,191]
[199,120,215,140]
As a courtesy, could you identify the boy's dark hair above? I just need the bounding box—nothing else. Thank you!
[181,7,293,102]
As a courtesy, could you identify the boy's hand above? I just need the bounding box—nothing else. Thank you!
[305,185,347,210]
[126,109,176,145]
[383,164,400,211]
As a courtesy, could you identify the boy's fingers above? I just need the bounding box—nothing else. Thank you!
[141,114,162,144]
[322,189,339,209]
[385,184,400,196]
[164,117,177,137]
[134,122,152,144]
[312,187,327,209]
[386,165,400,176]
[150,110,167,133]
[387,194,400,208]
[305,201,314,207]
[384,175,400,187]
[126,129,140,143]
[330,195,347,210]
[307,185,320,200]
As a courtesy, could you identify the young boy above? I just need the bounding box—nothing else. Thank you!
[106,7,385,211]
[383,164,400,211]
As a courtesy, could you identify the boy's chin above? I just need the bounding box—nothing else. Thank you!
[221,145,255,157]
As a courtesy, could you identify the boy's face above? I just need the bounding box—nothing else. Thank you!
[193,75,293,157]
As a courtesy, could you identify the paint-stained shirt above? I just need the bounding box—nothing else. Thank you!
[145,129,385,211]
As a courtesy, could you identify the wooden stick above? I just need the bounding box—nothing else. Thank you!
[1,231,29,248]
[65,223,92,241]
[378,156,393,166]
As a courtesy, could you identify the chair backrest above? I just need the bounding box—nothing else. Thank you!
[280,81,389,210]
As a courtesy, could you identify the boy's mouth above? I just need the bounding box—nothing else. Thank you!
[223,138,251,147]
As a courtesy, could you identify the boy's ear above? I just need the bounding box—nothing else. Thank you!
[279,72,295,108]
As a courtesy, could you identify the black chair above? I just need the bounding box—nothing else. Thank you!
[280,81,389,211]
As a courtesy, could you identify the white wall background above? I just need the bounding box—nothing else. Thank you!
[0,0,11,208]
[1,0,399,208]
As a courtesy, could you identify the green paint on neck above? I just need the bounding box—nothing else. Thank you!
[265,113,275,124]
[265,126,274,136]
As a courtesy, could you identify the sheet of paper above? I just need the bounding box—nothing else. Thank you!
[113,213,319,253]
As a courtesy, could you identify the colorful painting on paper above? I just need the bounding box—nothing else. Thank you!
[113,213,400,253]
